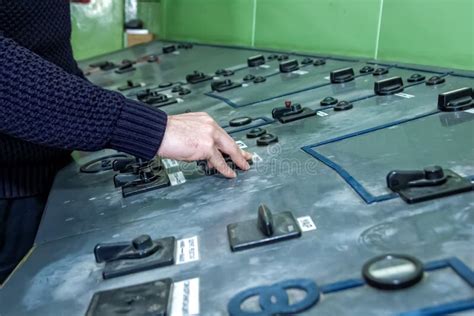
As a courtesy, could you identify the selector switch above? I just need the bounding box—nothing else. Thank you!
[373,67,389,76]
[118,80,141,91]
[426,76,446,86]
[330,68,355,83]
[247,55,266,67]
[227,204,302,252]
[243,74,256,81]
[438,87,474,112]
[94,234,176,279]
[279,59,299,73]
[229,116,253,127]
[90,61,116,71]
[215,69,235,77]
[253,76,266,84]
[162,45,176,54]
[313,59,326,66]
[407,73,426,83]
[272,100,316,123]
[360,66,375,74]
[320,96,338,106]
[334,101,353,111]
[301,57,313,65]
[211,79,242,92]
[246,128,267,138]
[186,70,212,84]
[387,165,473,203]
[257,134,278,146]
[374,76,404,95]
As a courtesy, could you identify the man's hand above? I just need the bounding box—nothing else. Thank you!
[158,112,253,178]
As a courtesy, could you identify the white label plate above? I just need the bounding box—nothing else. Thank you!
[297,216,317,232]
[169,172,186,186]
[176,236,200,264]
[171,278,200,316]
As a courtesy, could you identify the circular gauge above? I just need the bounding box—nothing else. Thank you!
[362,254,424,290]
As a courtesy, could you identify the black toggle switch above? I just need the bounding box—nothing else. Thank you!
[86,278,172,316]
[438,87,473,112]
[227,204,301,252]
[162,45,176,54]
[320,96,338,106]
[334,100,353,111]
[229,116,253,127]
[158,82,173,88]
[243,74,256,81]
[147,55,159,63]
[407,73,426,83]
[387,165,473,204]
[118,80,141,91]
[211,79,241,92]
[179,88,191,96]
[115,61,136,74]
[253,76,266,84]
[246,127,267,138]
[426,76,446,86]
[178,43,193,49]
[113,159,171,197]
[279,59,299,73]
[247,55,266,67]
[360,66,375,74]
[197,153,253,176]
[94,234,175,279]
[374,76,404,95]
[267,54,279,61]
[313,59,326,66]
[90,61,116,71]
[272,100,316,123]
[278,55,289,61]
[301,57,313,65]
[257,204,274,237]
[373,67,389,76]
[186,70,212,84]
[330,68,355,83]
[257,133,278,146]
[215,69,234,77]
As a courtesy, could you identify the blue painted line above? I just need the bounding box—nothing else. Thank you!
[320,279,365,294]
[448,257,474,287]
[301,110,441,204]
[398,298,474,316]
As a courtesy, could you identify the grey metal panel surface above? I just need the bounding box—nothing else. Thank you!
[1,41,473,316]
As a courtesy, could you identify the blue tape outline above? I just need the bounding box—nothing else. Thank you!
[301,110,441,204]
[301,108,474,204]
[318,257,474,315]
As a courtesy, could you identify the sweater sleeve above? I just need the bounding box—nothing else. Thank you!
[0,35,168,160]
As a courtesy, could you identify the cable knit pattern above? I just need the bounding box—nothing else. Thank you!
[0,0,168,198]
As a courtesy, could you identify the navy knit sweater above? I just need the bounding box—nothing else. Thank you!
[0,1,168,198]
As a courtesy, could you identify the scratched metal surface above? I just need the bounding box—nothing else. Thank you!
[0,41,473,316]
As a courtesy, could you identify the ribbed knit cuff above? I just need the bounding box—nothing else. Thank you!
[109,99,168,160]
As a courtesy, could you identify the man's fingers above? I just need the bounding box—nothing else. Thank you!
[208,148,236,178]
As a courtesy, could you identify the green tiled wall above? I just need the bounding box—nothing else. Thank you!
[159,0,474,70]
[71,0,124,61]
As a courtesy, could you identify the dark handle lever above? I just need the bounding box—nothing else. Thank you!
[94,242,129,263]
[387,166,447,191]
[258,204,274,237]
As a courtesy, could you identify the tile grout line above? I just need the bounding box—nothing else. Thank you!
[251,0,257,47]
[374,0,384,60]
